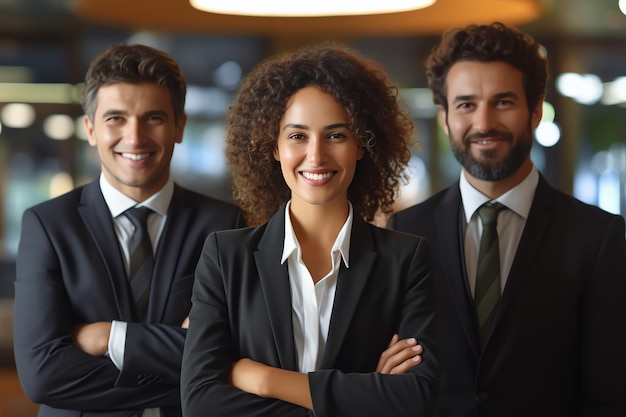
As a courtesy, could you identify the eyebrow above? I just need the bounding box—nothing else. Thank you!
[282,122,350,131]
[452,91,519,103]
[100,109,170,119]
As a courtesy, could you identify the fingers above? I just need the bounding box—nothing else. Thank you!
[387,344,423,375]
[376,334,423,374]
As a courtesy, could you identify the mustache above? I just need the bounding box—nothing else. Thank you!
[465,130,513,143]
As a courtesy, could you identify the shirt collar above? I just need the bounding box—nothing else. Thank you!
[99,173,174,218]
[281,200,353,268]
[459,166,539,222]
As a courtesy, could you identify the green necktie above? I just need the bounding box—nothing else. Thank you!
[475,202,505,349]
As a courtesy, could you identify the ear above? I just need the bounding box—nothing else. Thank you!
[273,147,280,161]
[175,113,187,144]
[531,99,544,129]
[438,106,449,135]
[357,146,365,160]
[84,115,97,147]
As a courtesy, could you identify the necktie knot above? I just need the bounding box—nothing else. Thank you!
[125,206,152,230]
[478,202,505,227]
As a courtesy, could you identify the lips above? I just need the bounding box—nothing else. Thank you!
[120,152,151,161]
[467,130,512,145]
[301,171,335,181]
[472,139,501,145]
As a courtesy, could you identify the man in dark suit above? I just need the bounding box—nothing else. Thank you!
[388,22,626,417]
[13,43,243,417]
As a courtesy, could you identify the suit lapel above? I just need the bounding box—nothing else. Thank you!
[254,208,298,371]
[438,185,482,356]
[494,176,555,326]
[321,216,376,368]
[78,181,135,320]
[149,185,189,323]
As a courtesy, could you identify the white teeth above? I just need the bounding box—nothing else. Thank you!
[122,153,150,160]
[302,171,334,181]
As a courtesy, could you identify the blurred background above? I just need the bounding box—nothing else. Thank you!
[0,0,625,415]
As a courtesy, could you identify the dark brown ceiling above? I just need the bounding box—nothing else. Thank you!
[72,0,543,38]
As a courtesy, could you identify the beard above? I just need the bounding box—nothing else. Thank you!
[449,122,533,182]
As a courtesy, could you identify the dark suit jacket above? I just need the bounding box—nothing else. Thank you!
[181,206,439,417]
[388,175,626,417]
[13,180,243,417]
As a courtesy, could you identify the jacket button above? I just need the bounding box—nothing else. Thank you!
[476,392,488,403]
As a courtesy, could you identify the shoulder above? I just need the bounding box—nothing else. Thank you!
[174,186,236,208]
[363,219,430,254]
[539,181,624,228]
[202,224,269,258]
[388,185,458,228]
[173,185,243,217]
[25,183,90,217]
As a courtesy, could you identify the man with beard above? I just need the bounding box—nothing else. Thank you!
[388,22,626,417]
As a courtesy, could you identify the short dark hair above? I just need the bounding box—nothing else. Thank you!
[426,22,548,112]
[82,43,186,125]
[226,44,416,226]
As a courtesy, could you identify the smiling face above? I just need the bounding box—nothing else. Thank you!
[84,82,186,202]
[441,60,542,188]
[273,86,364,214]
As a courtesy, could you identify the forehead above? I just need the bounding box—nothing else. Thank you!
[445,61,525,100]
[95,82,173,113]
[282,86,348,124]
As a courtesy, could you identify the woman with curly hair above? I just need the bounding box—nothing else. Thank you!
[181,44,438,417]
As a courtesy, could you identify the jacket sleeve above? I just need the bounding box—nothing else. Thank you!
[181,233,307,417]
[580,214,626,414]
[308,237,439,417]
[13,208,180,411]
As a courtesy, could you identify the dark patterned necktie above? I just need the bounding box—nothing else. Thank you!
[475,202,505,349]
[125,207,154,322]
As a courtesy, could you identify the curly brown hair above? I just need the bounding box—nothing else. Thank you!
[82,43,186,126]
[426,22,548,112]
[226,44,416,226]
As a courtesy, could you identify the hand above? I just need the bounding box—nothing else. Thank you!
[229,358,270,397]
[72,322,112,356]
[376,333,423,374]
[181,316,189,329]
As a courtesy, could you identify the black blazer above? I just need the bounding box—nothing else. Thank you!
[388,175,626,417]
[181,206,439,417]
[13,180,243,417]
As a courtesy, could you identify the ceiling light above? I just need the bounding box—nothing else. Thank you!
[190,0,436,17]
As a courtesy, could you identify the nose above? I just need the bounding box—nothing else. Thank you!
[473,105,497,133]
[307,136,327,165]
[124,118,144,144]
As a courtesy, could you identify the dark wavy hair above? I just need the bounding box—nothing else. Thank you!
[426,22,548,112]
[82,43,186,126]
[226,44,416,226]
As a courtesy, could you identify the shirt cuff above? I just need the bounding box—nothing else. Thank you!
[108,320,127,370]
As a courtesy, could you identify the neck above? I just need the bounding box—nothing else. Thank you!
[288,199,348,246]
[288,199,349,283]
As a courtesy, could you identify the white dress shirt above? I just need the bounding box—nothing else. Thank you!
[99,173,173,417]
[460,167,538,297]
[280,201,353,373]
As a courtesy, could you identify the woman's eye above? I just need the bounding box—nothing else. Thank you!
[328,132,349,141]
